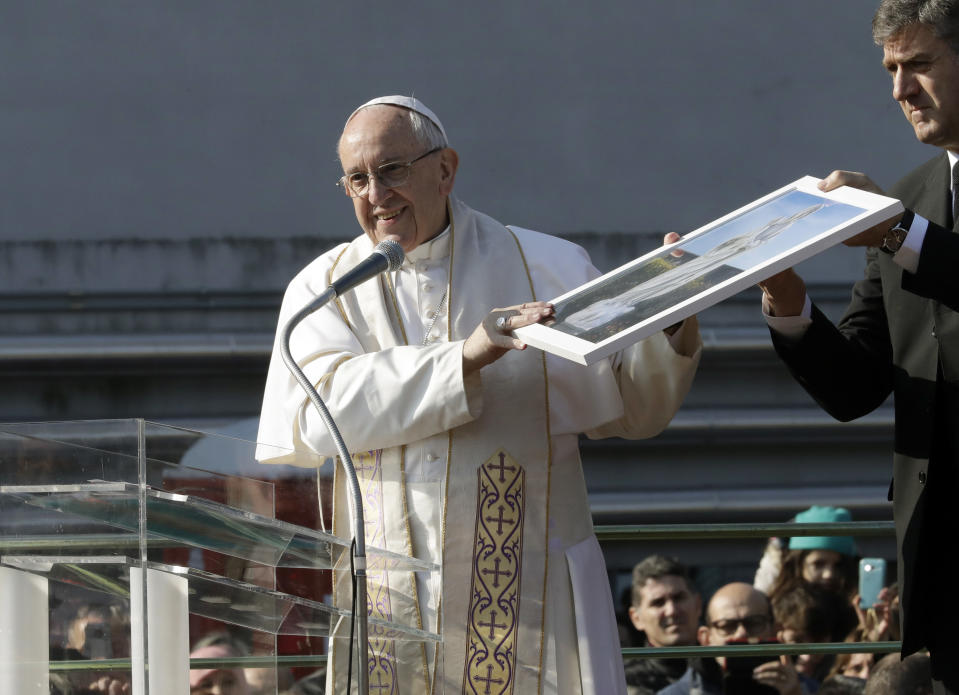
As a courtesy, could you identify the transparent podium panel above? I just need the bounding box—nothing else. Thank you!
[0,419,441,695]
[2,481,438,574]
[4,557,339,636]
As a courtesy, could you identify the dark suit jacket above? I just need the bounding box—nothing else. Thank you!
[770,152,959,656]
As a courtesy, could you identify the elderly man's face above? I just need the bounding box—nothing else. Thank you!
[884,22,959,151]
[338,106,457,253]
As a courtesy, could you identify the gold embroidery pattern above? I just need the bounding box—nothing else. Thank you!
[463,451,525,695]
[354,449,400,694]
[505,225,553,692]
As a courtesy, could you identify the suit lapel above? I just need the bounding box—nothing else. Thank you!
[913,152,951,229]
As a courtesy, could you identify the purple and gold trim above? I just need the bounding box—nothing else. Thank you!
[463,450,526,694]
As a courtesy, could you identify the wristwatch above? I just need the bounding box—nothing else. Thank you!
[879,209,914,255]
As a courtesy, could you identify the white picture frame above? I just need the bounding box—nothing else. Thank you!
[514,176,903,366]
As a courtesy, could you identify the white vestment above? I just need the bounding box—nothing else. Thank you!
[257,197,701,694]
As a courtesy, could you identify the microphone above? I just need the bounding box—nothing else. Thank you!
[278,241,404,695]
[329,239,405,297]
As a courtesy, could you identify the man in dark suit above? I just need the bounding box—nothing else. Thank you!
[758,2,959,693]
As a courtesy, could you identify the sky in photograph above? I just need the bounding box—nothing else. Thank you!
[677,189,864,271]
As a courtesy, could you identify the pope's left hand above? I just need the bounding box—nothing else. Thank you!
[462,301,554,375]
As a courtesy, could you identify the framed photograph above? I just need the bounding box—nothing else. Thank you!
[514,176,902,365]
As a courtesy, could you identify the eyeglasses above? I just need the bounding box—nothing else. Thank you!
[708,615,770,636]
[337,147,443,198]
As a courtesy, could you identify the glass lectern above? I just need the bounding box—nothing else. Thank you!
[0,419,439,695]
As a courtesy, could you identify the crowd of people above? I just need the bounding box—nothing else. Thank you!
[622,506,917,695]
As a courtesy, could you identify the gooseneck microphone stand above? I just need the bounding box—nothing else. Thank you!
[279,239,404,695]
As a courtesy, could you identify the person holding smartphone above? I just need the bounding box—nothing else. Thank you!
[658,583,807,695]
[763,506,859,605]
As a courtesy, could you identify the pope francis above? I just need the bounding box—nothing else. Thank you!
[257,96,702,695]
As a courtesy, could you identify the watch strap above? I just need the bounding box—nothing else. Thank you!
[880,209,914,255]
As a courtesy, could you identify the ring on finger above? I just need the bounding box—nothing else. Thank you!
[495,316,508,330]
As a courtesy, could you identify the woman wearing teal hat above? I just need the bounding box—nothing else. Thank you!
[759,507,861,689]
[767,505,859,604]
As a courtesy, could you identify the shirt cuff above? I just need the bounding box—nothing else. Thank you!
[763,294,812,341]
[891,213,926,274]
[463,369,483,417]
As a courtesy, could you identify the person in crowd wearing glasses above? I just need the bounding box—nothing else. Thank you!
[658,582,805,695]
[757,1,959,691]
[257,95,701,695]
[625,555,703,695]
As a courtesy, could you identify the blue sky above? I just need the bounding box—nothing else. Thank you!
[678,189,864,271]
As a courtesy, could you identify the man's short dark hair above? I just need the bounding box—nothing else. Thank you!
[873,0,959,55]
[863,653,932,695]
[630,555,694,607]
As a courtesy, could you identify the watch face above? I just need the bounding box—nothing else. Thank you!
[882,225,907,253]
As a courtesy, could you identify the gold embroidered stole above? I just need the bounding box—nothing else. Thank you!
[327,199,552,694]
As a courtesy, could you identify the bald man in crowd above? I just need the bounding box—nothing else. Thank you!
[659,583,804,695]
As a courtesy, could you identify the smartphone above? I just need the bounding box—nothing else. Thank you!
[723,641,780,695]
[859,557,886,609]
[724,639,781,679]
[725,653,775,677]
